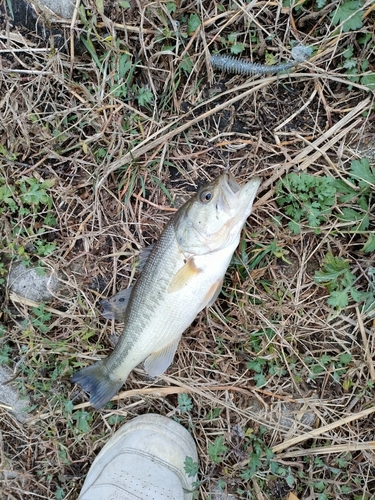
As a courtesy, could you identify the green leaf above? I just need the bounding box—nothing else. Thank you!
[286,473,295,487]
[350,287,364,302]
[327,289,349,308]
[187,13,201,35]
[343,58,357,70]
[180,55,194,73]
[240,452,262,480]
[358,33,372,45]
[230,43,245,55]
[118,53,132,80]
[177,393,193,413]
[19,178,53,207]
[118,0,131,8]
[350,158,375,187]
[184,456,199,477]
[81,36,102,70]
[166,2,177,13]
[361,60,369,71]
[54,486,65,500]
[314,267,347,283]
[208,436,228,464]
[288,219,301,234]
[137,87,153,107]
[95,0,104,14]
[343,46,354,59]
[339,352,352,365]
[0,184,17,211]
[246,358,267,373]
[0,343,12,364]
[362,234,375,253]
[314,253,349,281]
[320,354,332,366]
[337,207,369,231]
[253,373,267,387]
[331,1,364,32]
[72,409,92,433]
[361,73,375,91]
[276,173,337,233]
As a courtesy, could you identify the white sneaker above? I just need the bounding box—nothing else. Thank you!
[78,413,198,500]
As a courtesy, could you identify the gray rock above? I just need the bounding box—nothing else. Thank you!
[245,397,317,434]
[272,401,317,431]
[6,0,85,52]
[0,366,31,424]
[33,0,76,19]
[8,262,61,302]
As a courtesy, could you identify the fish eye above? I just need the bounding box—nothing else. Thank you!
[200,190,212,203]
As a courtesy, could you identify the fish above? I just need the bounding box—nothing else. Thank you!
[71,171,261,409]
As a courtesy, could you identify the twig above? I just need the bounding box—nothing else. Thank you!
[356,306,375,382]
[272,406,375,453]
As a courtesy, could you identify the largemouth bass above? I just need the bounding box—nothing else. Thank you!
[71,171,261,409]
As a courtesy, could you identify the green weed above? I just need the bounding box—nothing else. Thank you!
[72,409,94,433]
[177,392,194,413]
[0,143,17,161]
[276,158,374,237]
[0,177,57,264]
[305,351,352,383]
[208,435,228,464]
[341,45,375,90]
[247,350,287,388]
[29,303,52,334]
[276,172,337,234]
[220,32,246,55]
[187,13,201,35]
[206,408,222,420]
[184,456,199,477]
[0,325,12,365]
[314,252,373,311]
[331,0,364,32]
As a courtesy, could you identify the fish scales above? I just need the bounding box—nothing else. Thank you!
[108,222,186,373]
[71,172,261,409]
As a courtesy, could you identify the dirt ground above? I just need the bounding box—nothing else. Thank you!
[0,0,375,499]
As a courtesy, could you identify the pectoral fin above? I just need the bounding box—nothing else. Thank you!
[144,338,180,377]
[101,287,133,321]
[204,278,223,308]
[168,258,202,293]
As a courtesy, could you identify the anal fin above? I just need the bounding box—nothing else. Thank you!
[144,338,180,377]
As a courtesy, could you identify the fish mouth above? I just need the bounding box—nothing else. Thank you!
[218,172,261,212]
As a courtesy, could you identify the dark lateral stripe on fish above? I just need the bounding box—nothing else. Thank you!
[71,361,123,409]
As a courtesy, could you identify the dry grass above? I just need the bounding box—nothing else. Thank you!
[0,0,375,498]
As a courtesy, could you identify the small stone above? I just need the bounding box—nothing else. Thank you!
[272,401,316,432]
[33,0,76,19]
[211,486,238,500]
[0,366,31,424]
[8,262,61,302]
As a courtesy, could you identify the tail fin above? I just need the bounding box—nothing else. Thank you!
[71,361,124,409]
